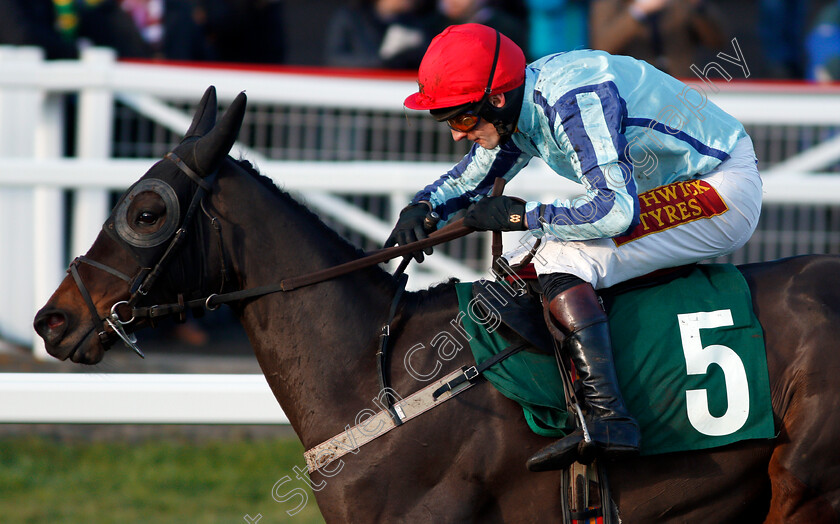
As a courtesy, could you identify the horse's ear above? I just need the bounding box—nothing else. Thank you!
[183,86,218,139]
[189,91,247,177]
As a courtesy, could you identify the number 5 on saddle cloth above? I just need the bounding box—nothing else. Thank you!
[454,263,774,455]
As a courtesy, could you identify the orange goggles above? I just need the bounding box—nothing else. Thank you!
[446,111,482,132]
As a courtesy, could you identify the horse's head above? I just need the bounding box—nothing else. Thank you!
[33,86,246,364]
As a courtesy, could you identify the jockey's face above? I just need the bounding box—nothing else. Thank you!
[448,93,505,150]
[450,118,501,149]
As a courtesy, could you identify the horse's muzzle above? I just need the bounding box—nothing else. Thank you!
[33,307,105,363]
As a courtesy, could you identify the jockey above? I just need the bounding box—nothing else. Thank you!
[385,23,762,471]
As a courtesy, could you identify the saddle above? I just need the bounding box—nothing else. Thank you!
[472,263,697,354]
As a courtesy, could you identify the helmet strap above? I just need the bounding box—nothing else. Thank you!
[476,30,523,144]
[481,80,525,144]
[473,30,502,117]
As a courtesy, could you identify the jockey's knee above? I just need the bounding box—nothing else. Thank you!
[538,273,607,336]
[538,272,586,302]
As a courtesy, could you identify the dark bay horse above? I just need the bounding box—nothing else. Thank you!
[34,88,840,522]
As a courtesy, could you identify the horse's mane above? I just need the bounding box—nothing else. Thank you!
[404,278,461,310]
[232,157,370,262]
[230,158,464,304]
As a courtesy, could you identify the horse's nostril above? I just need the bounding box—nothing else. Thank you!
[34,310,68,343]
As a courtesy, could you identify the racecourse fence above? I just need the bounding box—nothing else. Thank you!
[111,100,840,266]
[0,373,288,424]
[105,67,840,270]
[2,46,840,350]
[1,47,839,423]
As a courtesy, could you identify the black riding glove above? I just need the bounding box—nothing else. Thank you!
[384,202,437,263]
[464,196,527,231]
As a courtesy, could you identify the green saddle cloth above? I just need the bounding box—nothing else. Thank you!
[455,264,775,456]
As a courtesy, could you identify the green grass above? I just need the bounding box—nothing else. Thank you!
[0,436,326,524]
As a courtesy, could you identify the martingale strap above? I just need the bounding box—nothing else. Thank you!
[304,368,476,473]
[377,272,408,426]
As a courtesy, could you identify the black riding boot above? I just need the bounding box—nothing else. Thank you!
[527,282,640,472]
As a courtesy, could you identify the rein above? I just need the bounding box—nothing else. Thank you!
[125,217,476,324]
[131,178,507,321]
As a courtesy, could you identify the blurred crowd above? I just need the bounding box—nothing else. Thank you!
[1,0,838,79]
[0,0,286,63]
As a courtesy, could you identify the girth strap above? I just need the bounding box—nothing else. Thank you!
[304,366,478,473]
[432,341,528,400]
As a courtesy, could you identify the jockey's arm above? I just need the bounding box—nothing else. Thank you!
[523,85,640,241]
[524,163,639,241]
[410,140,531,227]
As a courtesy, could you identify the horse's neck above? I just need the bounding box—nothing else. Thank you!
[215,168,397,443]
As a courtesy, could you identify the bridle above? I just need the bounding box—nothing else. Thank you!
[67,151,221,358]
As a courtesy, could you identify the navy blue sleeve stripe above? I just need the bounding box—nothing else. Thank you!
[596,85,639,232]
[625,117,730,161]
[411,146,478,203]
[415,141,526,222]
[532,90,565,151]
[534,82,638,228]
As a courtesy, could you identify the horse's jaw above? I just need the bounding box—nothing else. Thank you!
[65,334,105,364]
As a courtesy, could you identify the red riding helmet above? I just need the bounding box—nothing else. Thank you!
[404,24,526,111]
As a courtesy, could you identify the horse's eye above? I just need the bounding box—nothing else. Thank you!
[136,211,158,226]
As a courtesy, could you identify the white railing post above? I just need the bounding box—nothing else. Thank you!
[71,47,115,260]
[0,47,43,351]
[32,92,67,359]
